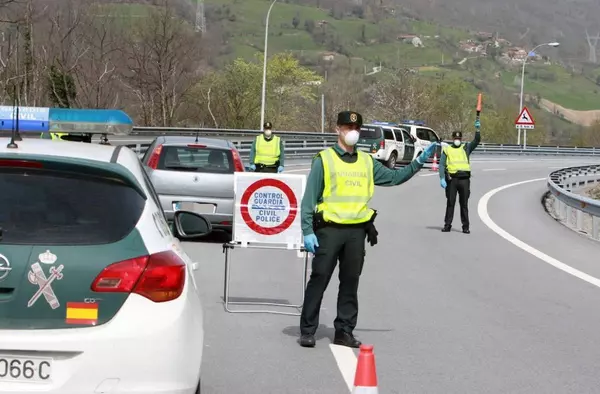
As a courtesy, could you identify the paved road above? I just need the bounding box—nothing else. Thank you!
[180,155,600,393]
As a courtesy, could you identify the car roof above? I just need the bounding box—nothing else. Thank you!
[0,137,140,167]
[157,135,232,148]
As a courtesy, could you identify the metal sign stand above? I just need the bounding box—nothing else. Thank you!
[221,241,309,315]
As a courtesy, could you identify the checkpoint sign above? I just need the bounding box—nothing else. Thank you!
[233,173,306,246]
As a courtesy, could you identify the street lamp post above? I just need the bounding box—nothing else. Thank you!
[259,0,277,132]
[518,41,560,147]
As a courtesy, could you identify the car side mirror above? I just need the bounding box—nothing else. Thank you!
[173,211,213,239]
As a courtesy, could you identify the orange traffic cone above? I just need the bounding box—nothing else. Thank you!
[353,345,378,393]
[430,152,439,172]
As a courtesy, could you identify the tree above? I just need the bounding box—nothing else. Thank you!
[120,0,203,126]
[72,14,123,109]
[292,13,299,29]
[195,52,322,130]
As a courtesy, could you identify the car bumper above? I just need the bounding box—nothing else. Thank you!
[0,277,204,394]
[160,195,233,230]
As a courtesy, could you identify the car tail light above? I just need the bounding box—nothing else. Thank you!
[231,148,244,172]
[187,144,206,148]
[147,145,163,169]
[91,251,186,303]
[0,159,43,168]
[379,140,385,149]
[219,221,232,225]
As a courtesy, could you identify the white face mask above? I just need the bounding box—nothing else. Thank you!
[453,139,461,147]
[342,129,360,146]
[264,129,272,138]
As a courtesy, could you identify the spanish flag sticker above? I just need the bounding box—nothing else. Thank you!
[65,302,98,325]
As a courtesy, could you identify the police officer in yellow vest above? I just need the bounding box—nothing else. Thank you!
[40,132,66,140]
[439,120,481,233]
[249,122,284,173]
[298,111,438,348]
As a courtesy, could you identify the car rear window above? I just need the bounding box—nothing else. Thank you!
[359,126,381,139]
[0,168,145,245]
[157,146,234,174]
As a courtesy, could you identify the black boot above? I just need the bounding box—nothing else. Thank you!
[462,227,470,234]
[299,334,315,348]
[441,225,451,232]
[333,331,361,348]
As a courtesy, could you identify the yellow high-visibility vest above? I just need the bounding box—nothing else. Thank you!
[316,147,375,224]
[443,144,471,174]
[254,135,281,165]
[40,132,66,141]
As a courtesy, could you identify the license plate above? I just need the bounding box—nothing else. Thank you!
[357,146,369,152]
[174,202,215,214]
[0,355,52,383]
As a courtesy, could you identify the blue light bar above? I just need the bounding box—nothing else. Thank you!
[0,106,49,132]
[400,120,426,126]
[48,108,133,135]
[370,120,398,126]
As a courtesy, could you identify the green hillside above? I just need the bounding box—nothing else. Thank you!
[95,0,600,115]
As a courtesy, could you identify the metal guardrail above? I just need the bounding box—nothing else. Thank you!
[128,126,600,156]
[547,165,600,240]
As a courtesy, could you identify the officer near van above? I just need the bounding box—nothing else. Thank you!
[298,110,439,348]
[438,119,481,233]
[249,121,285,173]
[40,132,66,140]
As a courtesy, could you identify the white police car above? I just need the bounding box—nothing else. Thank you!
[397,120,443,162]
[356,121,417,168]
[0,131,209,393]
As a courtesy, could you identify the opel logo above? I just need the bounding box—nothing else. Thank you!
[0,253,11,282]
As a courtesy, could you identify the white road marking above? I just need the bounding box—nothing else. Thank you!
[482,168,506,171]
[329,344,357,392]
[419,173,438,177]
[477,178,600,289]
[285,168,310,173]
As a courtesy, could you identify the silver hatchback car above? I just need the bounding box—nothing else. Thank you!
[141,136,245,233]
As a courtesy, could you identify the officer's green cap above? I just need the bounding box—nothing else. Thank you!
[337,111,362,127]
[263,122,273,129]
[452,131,462,139]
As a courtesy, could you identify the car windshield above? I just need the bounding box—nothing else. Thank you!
[158,145,234,174]
[359,126,381,139]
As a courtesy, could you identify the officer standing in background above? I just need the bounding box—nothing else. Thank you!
[249,122,285,173]
[439,119,481,234]
[299,110,438,348]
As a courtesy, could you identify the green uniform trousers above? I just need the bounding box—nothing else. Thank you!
[300,225,366,336]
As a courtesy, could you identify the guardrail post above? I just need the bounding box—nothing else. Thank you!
[593,216,600,240]
[567,206,573,226]
[576,209,583,231]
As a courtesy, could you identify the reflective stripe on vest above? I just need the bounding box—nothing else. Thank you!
[254,135,281,165]
[443,144,471,173]
[316,147,375,224]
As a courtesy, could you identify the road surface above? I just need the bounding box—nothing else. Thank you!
[183,155,600,393]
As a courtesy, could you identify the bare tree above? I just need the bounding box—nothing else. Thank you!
[72,14,122,108]
[120,0,203,126]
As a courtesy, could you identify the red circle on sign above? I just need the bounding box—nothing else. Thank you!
[240,178,298,235]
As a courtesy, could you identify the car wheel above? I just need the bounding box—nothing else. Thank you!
[387,152,397,168]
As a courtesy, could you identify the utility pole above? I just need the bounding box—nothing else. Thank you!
[196,0,206,33]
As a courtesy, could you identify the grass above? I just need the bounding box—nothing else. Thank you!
[501,64,600,111]
[94,0,600,112]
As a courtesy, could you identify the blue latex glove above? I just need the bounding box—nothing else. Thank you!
[249,164,256,171]
[440,178,447,189]
[277,166,284,173]
[304,234,319,254]
[475,119,481,129]
[417,142,439,164]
